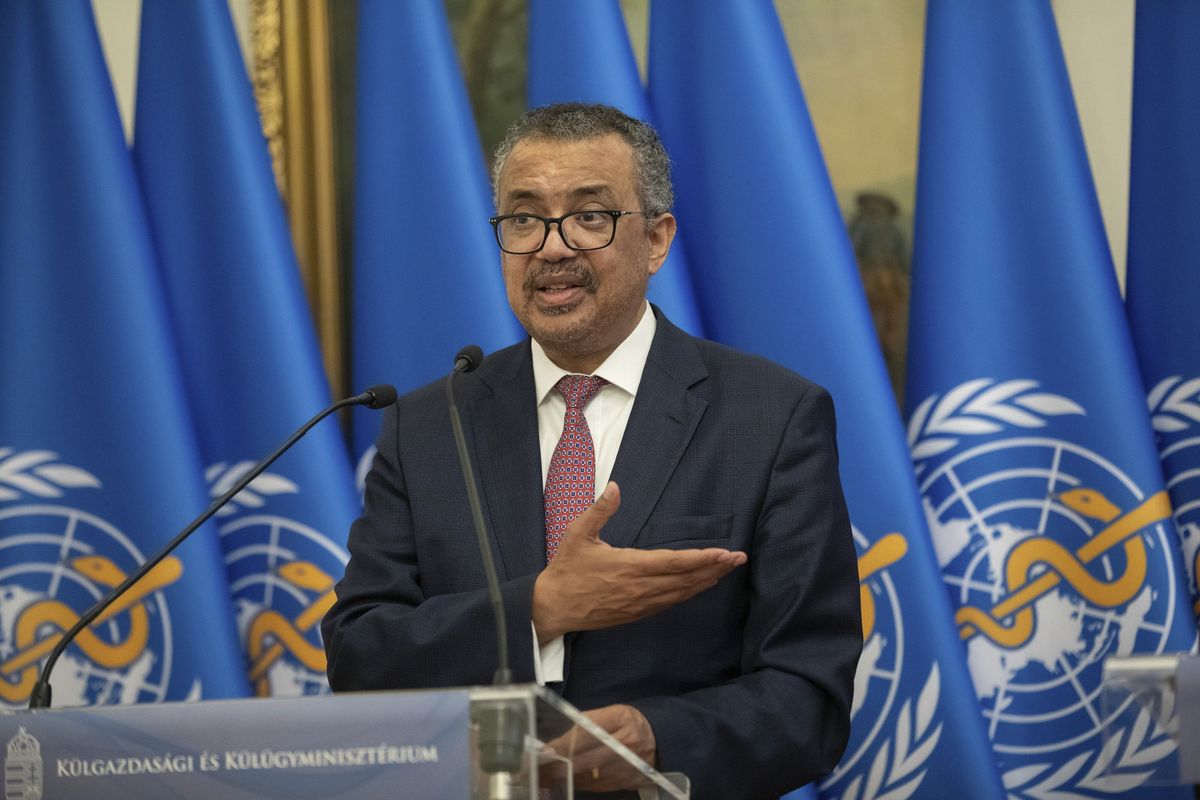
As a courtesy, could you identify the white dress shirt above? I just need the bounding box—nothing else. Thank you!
[530,302,657,683]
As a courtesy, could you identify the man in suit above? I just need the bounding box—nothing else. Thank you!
[323,103,861,799]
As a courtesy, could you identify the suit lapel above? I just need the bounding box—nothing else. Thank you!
[465,313,709,568]
[604,313,709,548]
[468,343,547,579]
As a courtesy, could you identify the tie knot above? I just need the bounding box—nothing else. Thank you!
[555,374,607,410]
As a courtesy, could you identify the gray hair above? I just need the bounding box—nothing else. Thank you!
[491,103,674,218]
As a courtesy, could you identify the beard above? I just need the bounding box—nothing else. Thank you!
[506,253,650,369]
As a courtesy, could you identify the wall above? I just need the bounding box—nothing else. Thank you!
[93,0,1134,282]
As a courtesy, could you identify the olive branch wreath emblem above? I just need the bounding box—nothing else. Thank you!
[833,665,942,800]
[1145,375,1200,618]
[906,379,1083,467]
[0,449,100,501]
[205,461,298,516]
[905,379,1177,796]
[1146,376,1200,434]
[1001,700,1176,799]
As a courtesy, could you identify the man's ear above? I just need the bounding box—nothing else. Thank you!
[647,213,677,276]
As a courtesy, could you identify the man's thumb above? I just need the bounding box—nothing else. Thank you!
[575,482,620,539]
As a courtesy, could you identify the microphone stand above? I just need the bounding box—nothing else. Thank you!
[445,347,526,799]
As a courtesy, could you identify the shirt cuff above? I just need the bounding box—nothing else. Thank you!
[530,622,564,684]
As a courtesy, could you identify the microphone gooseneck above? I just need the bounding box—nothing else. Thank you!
[444,345,509,685]
[445,345,527,795]
[27,386,397,710]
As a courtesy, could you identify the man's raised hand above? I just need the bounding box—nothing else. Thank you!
[531,482,746,642]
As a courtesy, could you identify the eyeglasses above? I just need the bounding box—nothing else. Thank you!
[488,210,647,254]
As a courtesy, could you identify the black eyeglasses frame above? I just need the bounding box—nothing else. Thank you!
[488,210,648,254]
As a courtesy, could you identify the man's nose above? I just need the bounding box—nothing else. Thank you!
[539,221,577,261]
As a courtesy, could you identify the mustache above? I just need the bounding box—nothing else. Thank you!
[523,261,599,294]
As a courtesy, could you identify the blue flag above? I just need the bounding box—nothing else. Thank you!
[647,2,1003,798]
[527,0,705,336]
[133,0,362,697]
[353,0,522,468]
[908,1,1197,794]
[1125,0,1200,626]
[0,0,247,707]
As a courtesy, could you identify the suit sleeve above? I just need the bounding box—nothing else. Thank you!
[629,385,862,799]
[321,403,540,690]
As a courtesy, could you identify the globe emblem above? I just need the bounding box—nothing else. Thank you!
[0,504,177,708]
[1146,374,1200,619]
[219,513,346,697]
[823,526,906,786]
[919,436,1183,755]
[1160,435,1200,618]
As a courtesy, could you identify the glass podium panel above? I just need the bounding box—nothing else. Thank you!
[1100,653,1200,786]
[468,685,690,800]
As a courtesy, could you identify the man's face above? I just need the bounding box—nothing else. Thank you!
[495,134,675,373]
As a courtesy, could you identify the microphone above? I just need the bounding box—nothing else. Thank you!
[454,344,484,375]
[444,346,526,793]
[360,384,397,409]
[27,385,398,710]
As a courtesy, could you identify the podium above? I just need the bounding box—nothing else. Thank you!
[0,684,690,799]
[1101,653,1200,788]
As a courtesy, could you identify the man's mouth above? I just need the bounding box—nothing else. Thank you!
[526,267,597,306]
[536,278,583,291]
[535,282,585,306]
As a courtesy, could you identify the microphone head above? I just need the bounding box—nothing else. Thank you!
[362,384,398,409]
[454,345,485,374]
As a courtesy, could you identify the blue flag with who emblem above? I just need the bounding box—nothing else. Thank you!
[0,0,248,707]
[647,2,1003,798]
[353,0,522,471]
[133,0,362,697]
[1125,0,1200,626]
[907,1,1198,795]
[527,0,704,336]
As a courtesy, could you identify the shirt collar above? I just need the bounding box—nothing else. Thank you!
[531,301,657,405]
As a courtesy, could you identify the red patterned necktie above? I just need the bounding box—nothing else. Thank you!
[544,375,608,562]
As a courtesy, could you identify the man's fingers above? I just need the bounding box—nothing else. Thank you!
[582,704,625,731]
[567,705,656,792]
[544,501,747,634]
[564,481,621,542]
[590,481,620,519]
[624,546,747,577]
[593,558,745,620]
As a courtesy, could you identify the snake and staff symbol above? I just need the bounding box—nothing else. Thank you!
[850,531,909,722]
[244,561,336,696]
[0,556,182,704]
[1194,548,1200,616]
[209,464,348,696]
[844,532,907,724]
[954,488,1170,648]
[856,533,908,643]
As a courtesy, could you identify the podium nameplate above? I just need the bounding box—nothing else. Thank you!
[0,690,469,799]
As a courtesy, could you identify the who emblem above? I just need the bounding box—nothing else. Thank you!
[1146,376,1200,619]
[0,450,186,708]
[208,463,347,697]
[822,527,944,800]
[910,380,1184,795]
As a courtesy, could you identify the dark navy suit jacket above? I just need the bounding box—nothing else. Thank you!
[322,309,861,799]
